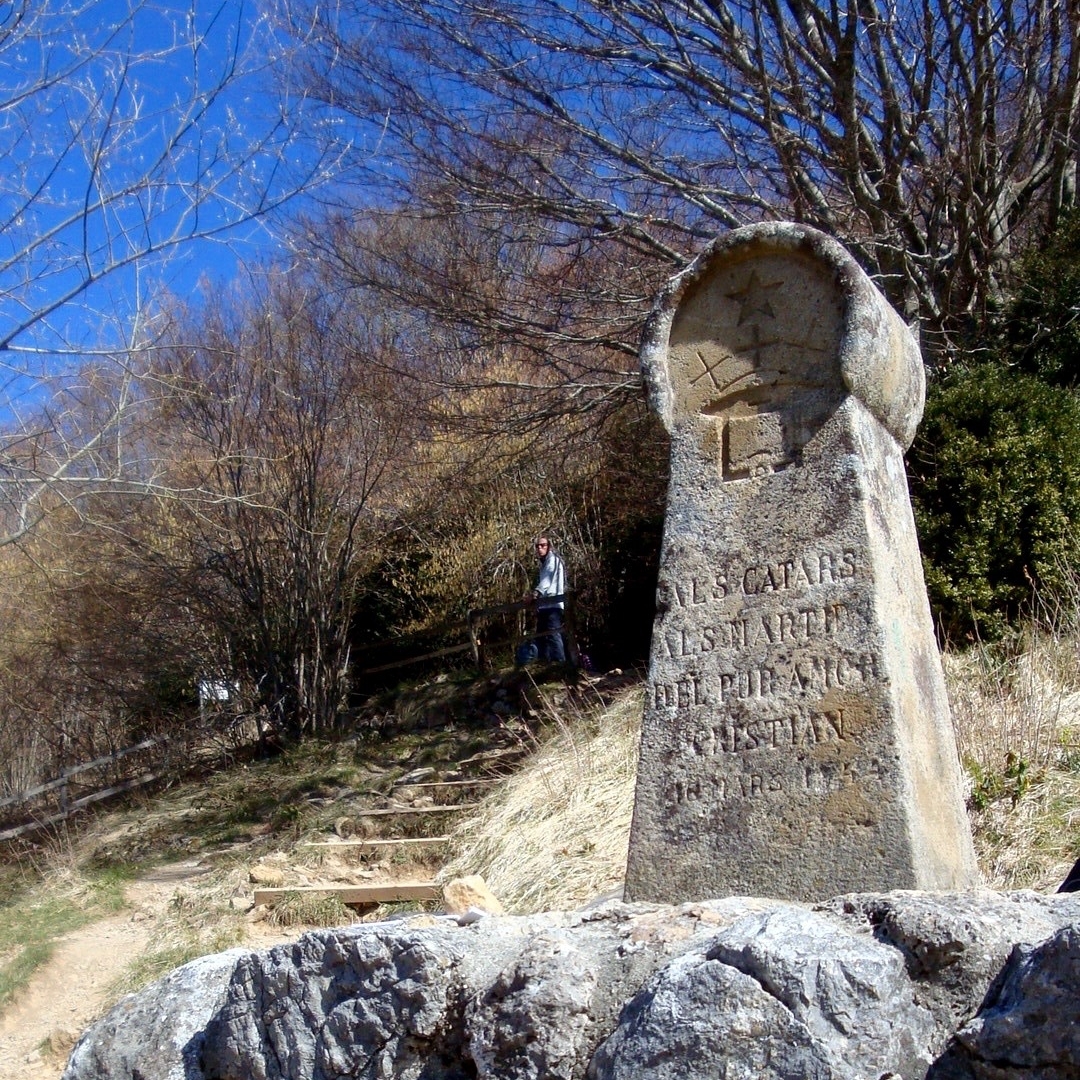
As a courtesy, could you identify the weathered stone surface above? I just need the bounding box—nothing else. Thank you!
[626,221,977,903]
[63,892,1080,1080]
[593,904,936,1080]
[928,923,1080,1080]
[61,949,247,1080]
[590,947,837,1080]
[467,933,599,1079]
[823,888,1080,1043]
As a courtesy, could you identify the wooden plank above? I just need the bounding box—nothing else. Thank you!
[0,774,71,810]
[392,778,500,789]
[302,836,450,849]
[468,595,562,620]
[67,772,161,811]
[0,737,164,811]
[253,882,441,906]
[60,739,164,780]
[0,772,161,843]
[455,747,525,769]
[0,812,72,843]
[354,803,477,818]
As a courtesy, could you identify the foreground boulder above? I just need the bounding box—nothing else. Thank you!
[64,890,1080,1080]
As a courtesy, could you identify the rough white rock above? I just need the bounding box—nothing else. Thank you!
[929,923,1080,1079]
[63,892,1080,1080]
[61,949,247,1080]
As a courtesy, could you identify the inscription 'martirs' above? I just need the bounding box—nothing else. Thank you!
[661,602,845,656]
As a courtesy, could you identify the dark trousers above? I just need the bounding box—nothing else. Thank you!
[535,607,566,662]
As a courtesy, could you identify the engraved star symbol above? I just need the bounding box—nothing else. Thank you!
[691,323,783,396]
[726,269,783,325]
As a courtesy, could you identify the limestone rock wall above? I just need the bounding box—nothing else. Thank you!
[64,891,1080,1080]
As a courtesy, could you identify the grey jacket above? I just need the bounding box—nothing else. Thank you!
[533,551,566,610]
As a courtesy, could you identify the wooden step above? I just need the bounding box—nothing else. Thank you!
[456,748,525,769]
[354,803,477,818]
[302,836,450,849]
[392,778,500,789]
[253,882,441,906]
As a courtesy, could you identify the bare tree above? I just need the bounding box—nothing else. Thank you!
[297,203,658,442]
[294,0,1080,358]
[0,0,337,542]
[130,274,421,741]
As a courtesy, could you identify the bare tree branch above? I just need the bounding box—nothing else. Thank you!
[293,0,1080,358]
[0,0,341,543]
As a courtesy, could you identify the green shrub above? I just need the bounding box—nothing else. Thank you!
[909,364,1080,640]
[1003,208,1080,389]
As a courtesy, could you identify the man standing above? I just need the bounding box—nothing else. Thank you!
[531,535,566,662]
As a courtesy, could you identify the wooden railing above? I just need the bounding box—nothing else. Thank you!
[1,596,581,843]
[466,594,579,672]
[351,594,579,678]
[0,736,168,843]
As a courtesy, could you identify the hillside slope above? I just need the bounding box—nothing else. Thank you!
[2,647,1080,1076]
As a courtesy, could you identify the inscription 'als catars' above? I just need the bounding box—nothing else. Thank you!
[658,548,858,612]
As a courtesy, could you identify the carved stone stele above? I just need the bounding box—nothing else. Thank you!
[624,223,978,903]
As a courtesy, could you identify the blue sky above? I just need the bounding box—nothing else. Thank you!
[0,0,318,413]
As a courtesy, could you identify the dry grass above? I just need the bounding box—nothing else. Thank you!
[944,626,1080,778]
[262,891,356,930]
[108,869,252,996]
[969,769,1080,890]
[441,622,1080,909]
[943,620,1080,890]
[440,685,642,913]
[10,620,1080,1007]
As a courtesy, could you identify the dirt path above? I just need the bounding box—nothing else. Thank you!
[0,861,297,1080]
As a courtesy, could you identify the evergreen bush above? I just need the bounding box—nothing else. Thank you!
[1003,208,1080,389]
[909,364,1080,640]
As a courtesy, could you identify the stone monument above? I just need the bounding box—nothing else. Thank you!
[624,223,979,903]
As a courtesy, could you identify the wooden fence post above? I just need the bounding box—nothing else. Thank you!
[467,609,487,672]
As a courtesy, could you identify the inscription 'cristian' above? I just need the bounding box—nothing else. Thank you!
[686,707,849,756]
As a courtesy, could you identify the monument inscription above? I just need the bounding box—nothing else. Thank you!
[624,223,978,903]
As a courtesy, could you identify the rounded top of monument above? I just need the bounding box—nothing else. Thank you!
[641,222,925,450]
